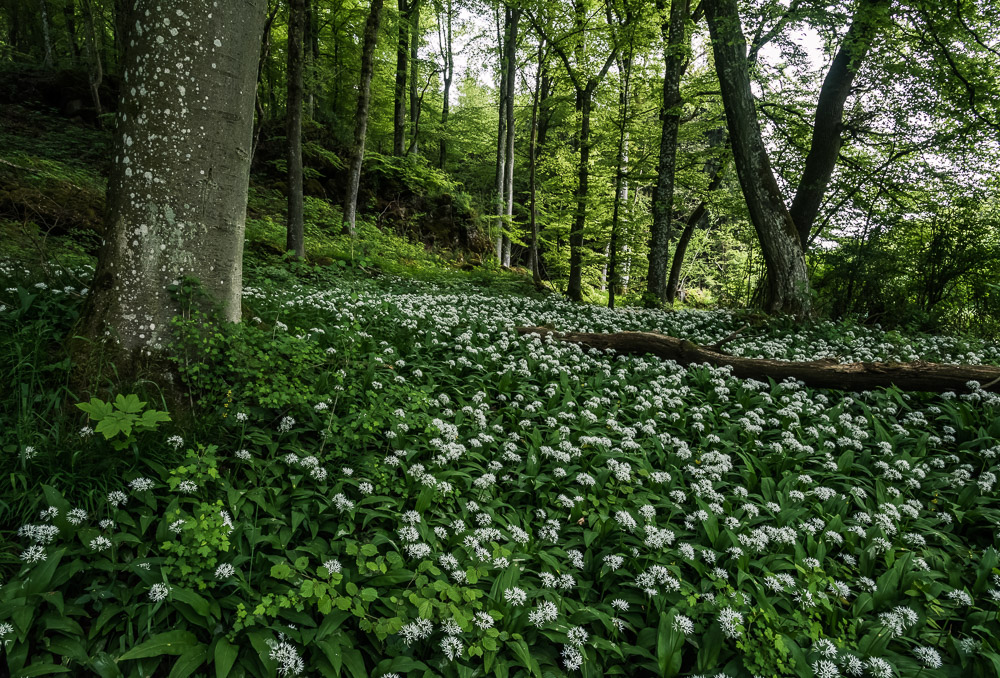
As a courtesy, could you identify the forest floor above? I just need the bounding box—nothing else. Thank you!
[1,103,1000,677]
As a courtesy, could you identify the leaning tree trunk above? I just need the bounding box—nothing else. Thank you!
[78,0,266,370]
[646,0,689,306]
[668,126,727,301]
[788,0,886,249]
[703,0,811,316]
[286,0,305,258]
[516,327,1000,393]
[393,0,409,156]
[343,0,384,235]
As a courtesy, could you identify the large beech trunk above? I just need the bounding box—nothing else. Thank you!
[516,327,1000,393]
[79,0,266,366]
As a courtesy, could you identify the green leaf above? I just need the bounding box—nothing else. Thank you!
[214,638,237,678]
[167,646,208,678]
[117,631,199,660]
[16,664,73,676]
[115,393,146,414]
[342,648,367,678]
[76,398,113,420]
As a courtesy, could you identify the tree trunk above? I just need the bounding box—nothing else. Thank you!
[788,0,886,249]
[437,0,453,169]
[527,39,544,287]
[40,0,55,67]
[393,0,409,156]
[493,6,509,263]
[703,0,811,316]
[112,0,129,71]
[78,0,266,370]
[516,327,1000,393]
[343,0,384,235]
[501,8,520,268]
[304,0,315,119]
[668,126,727,301]
[80,0,103,118]
[286,0,305,259]
[608,50,633,310]
[566,87,592,301]
[63,0,80,65]
[646,0,689,306]
[408,0,420,154]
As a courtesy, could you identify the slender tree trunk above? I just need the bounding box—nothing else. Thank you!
[112,0,129,71]
[608,51,633,310]
[528,39,543,286]
[304,0,315,119]
[703,0,811,316]
[493,6,509,262]
[343,0,384,235]
[501,8,520,267]
[393,0,409,155]
[40,0,55,67]
[80,0,103,118]
[78,0,266,369]
[63,0,80,65]
[437,0,453,169]
[566,87,593,301]
[286,0,305,258]
[409,0,421,154]
[788,0,886,248]
[646,0,688,306]
[252,4,279,162]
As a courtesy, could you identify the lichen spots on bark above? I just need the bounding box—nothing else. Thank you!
[76,0,268,377]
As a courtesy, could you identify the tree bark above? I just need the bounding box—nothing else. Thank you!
[79,0,266,367]
[343,0,384,235]
[501,8,520,268]
[667,125,727,301]
[437,0,453,169]
[80,0,103,118]
[516,327,1000,393]
[608,50,632,310]
[409,0,420,153]
[527,38,544,287]
[703,0,811,316]
[40,0,55,67]
[286,0,305,259]
[788,0,887,249]
[493,6,510,263]
[646,0,689,306]
[393,0,410,156]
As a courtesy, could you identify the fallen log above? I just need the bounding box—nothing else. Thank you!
[515,327,1000,393]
